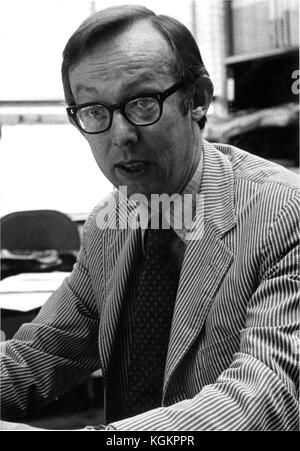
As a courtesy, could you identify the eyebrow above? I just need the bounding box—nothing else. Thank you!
[75,72,160,98]
[122,72,158,91]
[75,84,98,95]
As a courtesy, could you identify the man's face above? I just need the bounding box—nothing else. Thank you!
[69,21,201,198]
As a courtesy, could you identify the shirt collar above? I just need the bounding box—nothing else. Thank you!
[137,147,203,247]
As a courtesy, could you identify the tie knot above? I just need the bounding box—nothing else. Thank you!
[144,227,175,251]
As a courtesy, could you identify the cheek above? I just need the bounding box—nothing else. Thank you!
[85,136,112,174]
[149,115,188,165]
[86,135,106,158]
[148,112,179,150]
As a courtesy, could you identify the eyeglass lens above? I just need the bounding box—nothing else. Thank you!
[124,98,160,124]
[76,96,161,132]
[77,105,111,133]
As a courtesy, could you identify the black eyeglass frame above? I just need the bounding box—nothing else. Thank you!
[66,81,184,134]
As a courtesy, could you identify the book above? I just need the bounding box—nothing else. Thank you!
[288,0,299,46]
[231,0,299,54]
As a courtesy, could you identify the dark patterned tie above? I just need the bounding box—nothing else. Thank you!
[120,226,184,419]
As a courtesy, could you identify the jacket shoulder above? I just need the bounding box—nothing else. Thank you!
[213,142,299,191]
[212,142,299,225]
[81,190,119,241]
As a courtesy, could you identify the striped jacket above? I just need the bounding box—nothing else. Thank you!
[1,140,299,430]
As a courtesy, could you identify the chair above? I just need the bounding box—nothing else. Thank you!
[0,212,102,426]
[0,209,81,333]
[1,209,80,251]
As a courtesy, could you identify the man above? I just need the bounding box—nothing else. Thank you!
[1,5,299,431]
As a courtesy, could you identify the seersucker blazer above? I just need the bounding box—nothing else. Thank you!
[1,139,299,430]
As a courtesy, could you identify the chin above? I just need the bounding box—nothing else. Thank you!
[113,177,168,199]
[126,186,151,199]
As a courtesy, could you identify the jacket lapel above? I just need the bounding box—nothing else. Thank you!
[99,204,141,373]
[163,140,237,397]
[99,140,238,389]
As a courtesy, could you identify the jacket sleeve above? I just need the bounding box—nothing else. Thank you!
[0,227,101,419]
[111,194,300,431]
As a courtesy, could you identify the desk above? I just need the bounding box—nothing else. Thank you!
[0,272,104,429]
[1,271,70,342]
[1,420,43,430]
[0,272,70,340]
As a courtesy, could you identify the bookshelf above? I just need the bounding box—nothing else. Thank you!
[226,46,299,111]
[225,45,299,65]
[223,0,299,167]
[227,0,299,56]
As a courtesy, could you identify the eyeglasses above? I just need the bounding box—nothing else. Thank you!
[66,81,183,134]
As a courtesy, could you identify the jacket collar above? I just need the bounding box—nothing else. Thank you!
[162,140,237,396]
[198,139,236,238]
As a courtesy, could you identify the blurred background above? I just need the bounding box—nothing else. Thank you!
[0,0,299,429]
[0,0,299,221]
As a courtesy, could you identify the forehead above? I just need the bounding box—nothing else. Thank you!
[69,21,175,99]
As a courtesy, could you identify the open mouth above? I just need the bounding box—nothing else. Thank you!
[116,161,151,174]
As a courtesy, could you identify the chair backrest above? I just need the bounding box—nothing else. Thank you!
[1,210,80,251]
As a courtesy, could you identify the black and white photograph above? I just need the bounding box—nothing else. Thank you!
[0,0,299,433]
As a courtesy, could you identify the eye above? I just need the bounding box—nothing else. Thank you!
[131,97,156,109]
[86,106,107,119]
[76,105,110,127]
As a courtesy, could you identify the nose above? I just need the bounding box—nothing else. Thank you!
[111,110,138,148]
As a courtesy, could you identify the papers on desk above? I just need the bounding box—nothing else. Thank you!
[0,272,70,312]
[0,420,44,430]
[1,249,61,265]
[0,292,53,312]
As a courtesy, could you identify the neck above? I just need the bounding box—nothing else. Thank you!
[176,127,202,195]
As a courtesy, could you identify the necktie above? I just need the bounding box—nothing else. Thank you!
[120,226,184,419]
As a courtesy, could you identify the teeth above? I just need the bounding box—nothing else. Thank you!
[121,162,147,172]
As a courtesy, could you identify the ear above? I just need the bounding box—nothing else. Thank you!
[191,105,207,122]
[191,75,214,122]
